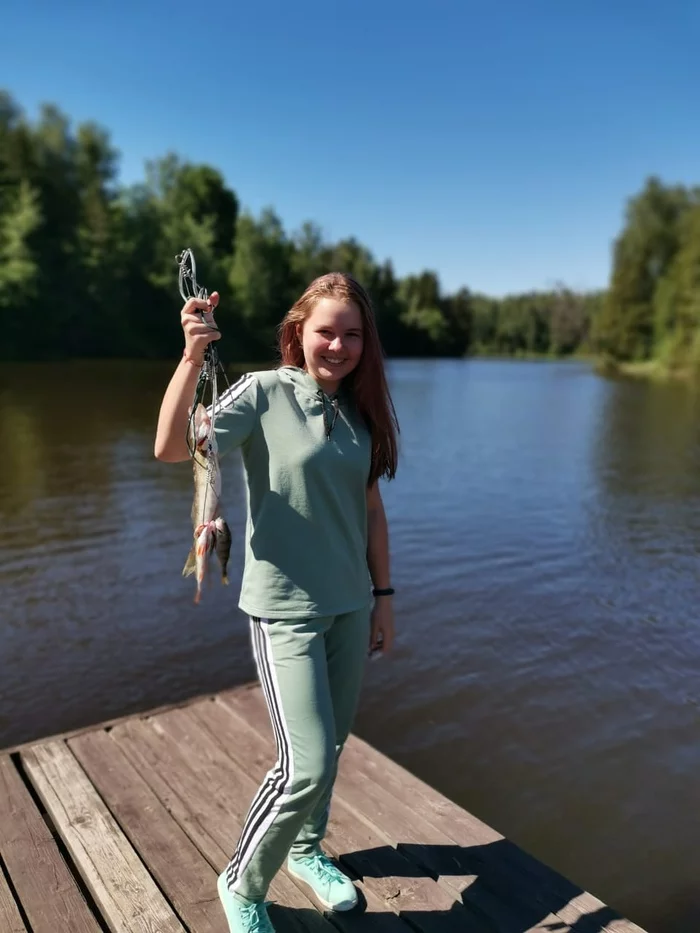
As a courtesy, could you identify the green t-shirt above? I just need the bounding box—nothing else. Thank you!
[211,365,373,619]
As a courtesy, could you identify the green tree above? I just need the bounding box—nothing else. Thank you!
[670,205,700,369]
[291,221,329,289]
[398,271,450,354]
[442,287,473,355]
[0,180,41,305]
[229,208,296,356]
[470,294,500,353]
[594,177,693,360]
[550,284,588,355]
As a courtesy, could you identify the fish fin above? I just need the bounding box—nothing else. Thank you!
[182,545,197,578]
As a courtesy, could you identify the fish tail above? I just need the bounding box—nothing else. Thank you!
[182,543,197,578]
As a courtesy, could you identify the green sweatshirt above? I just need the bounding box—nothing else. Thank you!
[211,365,373,619]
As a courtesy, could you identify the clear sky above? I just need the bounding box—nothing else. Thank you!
[4,0,699,295]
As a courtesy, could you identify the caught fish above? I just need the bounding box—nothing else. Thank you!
[214,515,232,584]
[182,403,230,602]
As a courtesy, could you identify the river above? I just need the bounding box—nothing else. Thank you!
[1,357,699,932]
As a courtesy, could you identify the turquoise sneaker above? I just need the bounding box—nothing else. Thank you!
[217,873,276,932]
[287,852,358,911]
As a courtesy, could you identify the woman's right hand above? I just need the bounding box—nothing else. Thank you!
[181,290,221,364]
[155,290,224,462]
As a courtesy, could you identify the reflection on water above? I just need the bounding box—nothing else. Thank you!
[1,359,699,932]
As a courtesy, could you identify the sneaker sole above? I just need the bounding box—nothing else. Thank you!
[286,863,358,912]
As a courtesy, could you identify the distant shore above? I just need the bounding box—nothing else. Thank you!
[467,350,594,362]
[7,354,698,384]
[594,357,697,383]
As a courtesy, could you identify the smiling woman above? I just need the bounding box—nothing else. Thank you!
[154,270,400,933]
[277,272,399,486]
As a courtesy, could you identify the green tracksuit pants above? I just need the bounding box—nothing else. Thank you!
[224,606,371,901]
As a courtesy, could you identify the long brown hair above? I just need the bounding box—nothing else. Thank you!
[278,272,399,485]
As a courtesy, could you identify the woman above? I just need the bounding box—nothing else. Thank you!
[154,272,399,933]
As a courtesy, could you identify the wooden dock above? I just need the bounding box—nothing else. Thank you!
[0,683,647,933]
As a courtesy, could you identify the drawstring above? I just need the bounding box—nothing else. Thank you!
[320,391,340,440]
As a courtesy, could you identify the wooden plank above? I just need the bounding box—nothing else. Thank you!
[21,741,184,933]
[0,754,101,933]
[110,714,344,933]
[602,923,649,933]
[109,719,230,871]
[187,697,490,933]
[218,689,573,933]
[68,729,222,933]
[0,860,28,933]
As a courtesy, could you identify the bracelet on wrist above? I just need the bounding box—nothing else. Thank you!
[372,587,395,597]
[182,348,204,368]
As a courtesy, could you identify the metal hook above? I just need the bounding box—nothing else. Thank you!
[176,247,231,458]
[176,248,218,330]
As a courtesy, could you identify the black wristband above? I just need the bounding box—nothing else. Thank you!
[372,587,395,597]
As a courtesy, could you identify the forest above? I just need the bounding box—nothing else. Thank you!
[2,90,697,372]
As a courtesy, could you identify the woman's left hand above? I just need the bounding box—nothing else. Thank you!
[369,598,395,656]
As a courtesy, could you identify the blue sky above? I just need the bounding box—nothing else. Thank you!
[4,0,699,295]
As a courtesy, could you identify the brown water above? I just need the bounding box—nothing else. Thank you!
[2,358,699,932]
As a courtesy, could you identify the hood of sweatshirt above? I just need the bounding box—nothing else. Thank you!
[276,365,349,399]
[276,365,352,439]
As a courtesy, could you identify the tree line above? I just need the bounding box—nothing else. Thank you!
[4,90,683,368]
[592,177,700,373]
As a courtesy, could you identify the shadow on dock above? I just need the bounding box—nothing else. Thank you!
[337,842,626,932]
